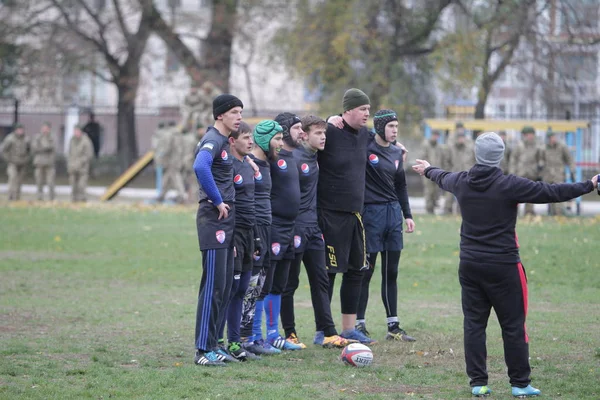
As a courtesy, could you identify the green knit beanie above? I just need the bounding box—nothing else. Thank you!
[521,126,535,134]
[253,120,283,153]
[342,88,370,112]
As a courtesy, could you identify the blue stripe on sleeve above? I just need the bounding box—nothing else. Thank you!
[194,150,223,205]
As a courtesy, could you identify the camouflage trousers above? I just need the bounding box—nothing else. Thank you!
[35,165,56,201]
[423,178,440,214]
[7,163,27,201]
[69,170,88,202]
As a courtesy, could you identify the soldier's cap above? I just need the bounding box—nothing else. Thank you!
[158,122,165,128]
[455,121,464,129]
[521,126,535,134]
[14,123,23,129]
[196,122,204,129]
[546,129,555,137]
[168,121,176,127]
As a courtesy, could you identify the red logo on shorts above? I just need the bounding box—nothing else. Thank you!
[216,230,226,244]
[271,242,281,255]
[221,150,228,160]
[294,235,302,248]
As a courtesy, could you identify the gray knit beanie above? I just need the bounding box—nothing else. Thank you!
[475,132,505,167]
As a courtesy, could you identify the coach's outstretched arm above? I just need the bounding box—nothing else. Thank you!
[509,173,598,204]
[412,159,460,194]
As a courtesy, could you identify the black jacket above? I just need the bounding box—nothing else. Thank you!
[426,164,593,263]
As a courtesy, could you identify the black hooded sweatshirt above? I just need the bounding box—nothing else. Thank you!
[425,164,593,264]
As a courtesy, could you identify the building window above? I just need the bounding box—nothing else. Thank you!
[497,104,506,118]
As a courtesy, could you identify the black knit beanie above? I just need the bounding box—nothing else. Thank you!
[213,94,244,120]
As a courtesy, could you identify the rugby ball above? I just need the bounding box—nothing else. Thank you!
[340,343,373,367]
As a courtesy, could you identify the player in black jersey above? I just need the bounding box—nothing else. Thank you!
[281,115,358,348]
[240,120,285,356]
[192,94,243,366]
[318,88,375,344]
[355,109,417,343]
[260,113,304,351]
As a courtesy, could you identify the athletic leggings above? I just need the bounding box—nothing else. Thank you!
[357,251,401,320]
[240,266,267,339]
[217,270,252,344]
[327,268,364,315]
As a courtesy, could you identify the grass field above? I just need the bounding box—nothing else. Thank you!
[0,203,599,399]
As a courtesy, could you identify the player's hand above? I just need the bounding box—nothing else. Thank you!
[216,202,230,220]
[327,116,344,129]
[234,246,237,258]
[412,159,431,176]
[405,218,415,233]
[254,237,262,254]
[246,156,259,173]
[591,174,598,188]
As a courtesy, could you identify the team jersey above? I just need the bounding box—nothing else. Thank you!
[195,127,234,203]
[270,149,301,220]
[249,154,272,225]
[232,157,256,228]
[293,146,319,226]
[364,139,412,218]
[317,120,370,213]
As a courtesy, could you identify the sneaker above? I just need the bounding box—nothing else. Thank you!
[286,333,307,349]
[268,335,304,351]
[386,327,416,342]
[313,331,358,348]
[472,386,491,397]
[216,346,239,363]
[194,350,226,367]
[243,339,281,355]
[340,329,377,344]
[355,322,371,337]
[512,385,541,398]
[226,342,251,362]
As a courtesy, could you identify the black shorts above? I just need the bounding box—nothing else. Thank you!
[253,224,271,268]
[293,225,325,254]
[233,226,254,273]
[270,216,296,261]
[318,208,366,273]
[362,202,404,253]
[196,201,235,250]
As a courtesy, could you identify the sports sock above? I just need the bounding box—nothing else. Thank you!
[265,293,281,339]
[252,300,264,341]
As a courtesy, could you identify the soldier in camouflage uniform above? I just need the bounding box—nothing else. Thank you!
[442,131,475,214]
[67,126,94,202]
[181,123,204,201]
[32,122,56,201]
[498,131,511,174]
[419,130,444,214]
[510,126,545,215]
[1,123,31,201]
[543,130,576,216]
[156,123,185,203]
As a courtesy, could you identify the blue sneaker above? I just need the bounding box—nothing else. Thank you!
[472,386,491,397]
[194,350,225,367]
[340,329,377,344]
[244,339,281,355]
[268,335,303,351]
[512,385,541,398]
[313,331,325,345]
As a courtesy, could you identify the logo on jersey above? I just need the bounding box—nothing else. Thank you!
[254,170,262,181]
[294,235,302,248]
[368,154,379,165]
[395,160,400,169]
[234,174,243,185]
[277,159,287,170]
[271,242,281,256]
[301,163,310,174]
[221,150,228,160]
[216,230,226,244]
[201,143,214,150]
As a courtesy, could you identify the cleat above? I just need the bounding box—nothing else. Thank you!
[314,331,358,348]
[194,350,226,367]
[512,385,541,398]
[268,335,303,351]
[386,327,416,342]
[340,329,377,345]
[216,346,239,363]
[243,339,281,355]
[228,342,260,361]
[472,386,491,397]
[286,333,307,349]
[355,322,371,338]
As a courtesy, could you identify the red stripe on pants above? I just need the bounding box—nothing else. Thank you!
[517,262,529,344]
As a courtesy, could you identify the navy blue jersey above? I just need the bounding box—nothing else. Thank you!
[270,149,301,220]
[364,140,412,218]
[249,154,272,225]
[293,146,319,226]
[232,157,256,229]
[317,120,370,213]
[195,127,234,203]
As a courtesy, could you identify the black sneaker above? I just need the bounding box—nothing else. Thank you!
[216,346,239,363]
[228,342,258,361]
[355,322,371,338]
[386,327,416,342]
[194,350,226,366]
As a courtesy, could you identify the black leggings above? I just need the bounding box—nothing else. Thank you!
[328,268,364,315]
[357,251,401,320]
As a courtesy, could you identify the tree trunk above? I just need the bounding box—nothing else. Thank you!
[474,95,487,119]
[116,81,139,171]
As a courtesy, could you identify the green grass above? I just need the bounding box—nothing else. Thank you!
[0,204,599,399]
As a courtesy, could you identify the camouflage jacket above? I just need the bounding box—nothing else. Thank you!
[509,141,545,180]
[419,139,444,167]
[1,133,31,166]
[443,142,475,172]
[543,142,575,182]
[32,133,56,166]
[67,135,94,172]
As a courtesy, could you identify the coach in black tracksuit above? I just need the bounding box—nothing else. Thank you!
[413,132,597,395]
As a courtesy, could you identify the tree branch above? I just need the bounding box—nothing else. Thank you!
[112,0,131,41]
